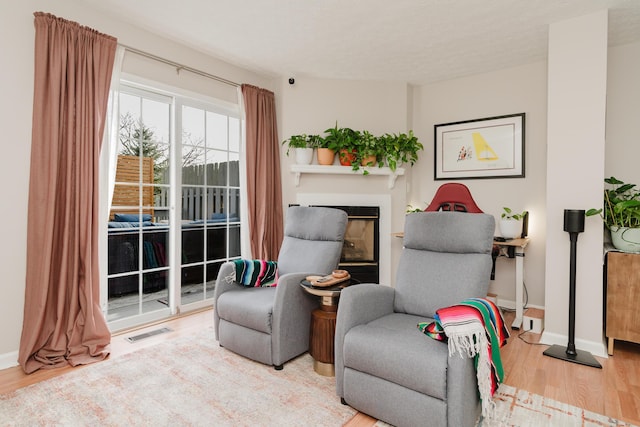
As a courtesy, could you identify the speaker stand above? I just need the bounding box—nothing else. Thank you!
[543,211,602,369]
[543,344,601,368]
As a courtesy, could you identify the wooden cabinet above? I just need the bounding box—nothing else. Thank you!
[606,251,640,355]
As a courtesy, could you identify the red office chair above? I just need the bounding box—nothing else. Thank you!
[425,183,500,279]
[425,183,483,213]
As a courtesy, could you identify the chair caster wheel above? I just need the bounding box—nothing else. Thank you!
[274,364,283,371]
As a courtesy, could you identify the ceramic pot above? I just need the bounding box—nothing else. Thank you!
[295,147,314,165]
[339,149,357,166]
[360,154,377,167]
[316,148,335,165]
[500,218,522,239]
[610,226,640,253]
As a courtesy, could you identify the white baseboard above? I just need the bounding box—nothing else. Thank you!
[496,298,545,312]
[0,350,19,370]
[540,330,608,359]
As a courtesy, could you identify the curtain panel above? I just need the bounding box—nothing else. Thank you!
[18,12,117,374]
[241,84,283,260]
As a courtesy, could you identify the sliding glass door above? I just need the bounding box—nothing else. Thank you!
[178,102,242,309]
[104,81,242,330]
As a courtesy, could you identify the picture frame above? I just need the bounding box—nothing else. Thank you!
[434,113,525,180]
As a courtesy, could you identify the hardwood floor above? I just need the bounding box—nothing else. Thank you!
[2,309,639,426]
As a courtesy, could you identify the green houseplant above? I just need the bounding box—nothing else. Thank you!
[347,130,384,174]
[380,130,424,172]
[323,123,359,166]
[282,134,322,165]
[586,176,640,252]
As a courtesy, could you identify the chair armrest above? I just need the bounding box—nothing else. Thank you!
[271,272,320,365]
[213,261,241,339]
[334,284,395,397]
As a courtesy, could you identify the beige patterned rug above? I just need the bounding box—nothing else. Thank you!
[374,384,638,427]
[0,327,356,426]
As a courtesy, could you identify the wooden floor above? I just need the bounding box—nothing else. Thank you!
[2,309,639,426]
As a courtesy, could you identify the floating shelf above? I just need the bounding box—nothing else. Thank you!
[290,164,405,189]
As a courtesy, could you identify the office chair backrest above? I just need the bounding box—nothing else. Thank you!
[425,183,484,213]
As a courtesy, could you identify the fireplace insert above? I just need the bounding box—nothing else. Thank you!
[313,205,380,284]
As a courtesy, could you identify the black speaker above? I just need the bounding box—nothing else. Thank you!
[520,211,529,238]
[563,209,585,234]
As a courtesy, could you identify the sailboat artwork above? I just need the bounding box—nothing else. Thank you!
[472,132,499,161]
[435,113,525,180]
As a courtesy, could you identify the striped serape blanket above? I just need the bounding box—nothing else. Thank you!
[418,298,509,417]
[230,259,278,287]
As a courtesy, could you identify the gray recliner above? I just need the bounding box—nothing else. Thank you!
[214,206,348,369]
[335,211,495,427]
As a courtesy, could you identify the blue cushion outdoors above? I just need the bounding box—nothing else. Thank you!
[114,213,153,222]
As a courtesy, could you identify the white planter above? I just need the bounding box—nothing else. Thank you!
[499,219,522,239]
[610,226,640,253]
[295,147,314,165]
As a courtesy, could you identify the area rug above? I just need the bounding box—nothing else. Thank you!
[479,384,638,427]
[375,383,637,427]
[0,327,356,426]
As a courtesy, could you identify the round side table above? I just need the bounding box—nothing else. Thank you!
[300,278,355,376]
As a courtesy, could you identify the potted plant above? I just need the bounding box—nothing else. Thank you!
[500,207,527,239]
[282,134,322,165]
[586,176,640,252]
[380,130,424,172]
[355,130,382,172]
[324,123,359,166]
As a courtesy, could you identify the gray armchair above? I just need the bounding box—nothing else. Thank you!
[214,206,348,369]
[335,211,495,427]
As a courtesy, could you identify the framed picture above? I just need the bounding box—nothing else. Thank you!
[434,113,525,180]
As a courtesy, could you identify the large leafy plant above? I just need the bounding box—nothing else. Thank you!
[586,176,640,229]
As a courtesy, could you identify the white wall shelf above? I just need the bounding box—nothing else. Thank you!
[290,164,405,189]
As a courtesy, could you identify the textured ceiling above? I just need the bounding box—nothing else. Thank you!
[77,0,640,85]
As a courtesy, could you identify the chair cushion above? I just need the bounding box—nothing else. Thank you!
[342,313,450,400]
[394,212,495,318]
[277,206,347,276]
[216,287,277,334]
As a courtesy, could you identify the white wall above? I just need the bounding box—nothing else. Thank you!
[543,11,608,357]
[277,77,412,285]
[0,0,273,366]
[410,62,548,309]
[606,41,640,183]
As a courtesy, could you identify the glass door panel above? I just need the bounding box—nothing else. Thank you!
[106,87,171,327]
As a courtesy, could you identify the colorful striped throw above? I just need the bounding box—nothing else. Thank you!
[418,298,509,418]
[232,259,278,287]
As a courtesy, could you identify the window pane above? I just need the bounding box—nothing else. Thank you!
[182,105,205,148]
[229,154,240,187]
[182,147,206,185]
[205,149,229,186]
[181,186,205,221]
[229,117,240,152]
[206,111,228,150]
[205,187,227,220]
[142,98,170,144]
[228,188,241,222]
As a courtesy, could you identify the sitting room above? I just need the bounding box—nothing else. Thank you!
[1,1,640,426]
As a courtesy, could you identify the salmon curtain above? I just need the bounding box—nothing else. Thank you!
[241,84,283,260]
[18,12,117,374]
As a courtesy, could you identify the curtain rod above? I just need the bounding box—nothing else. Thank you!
[120,44,240,88]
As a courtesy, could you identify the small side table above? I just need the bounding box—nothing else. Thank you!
[300,278,355,376]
